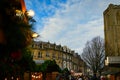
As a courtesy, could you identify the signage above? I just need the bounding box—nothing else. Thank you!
[105,56,120,65]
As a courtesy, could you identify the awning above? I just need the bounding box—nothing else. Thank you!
[102,71,120,75]
[73,73,82,76]
[34,60,44,64]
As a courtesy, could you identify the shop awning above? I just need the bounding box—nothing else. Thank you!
[102,70,120,75]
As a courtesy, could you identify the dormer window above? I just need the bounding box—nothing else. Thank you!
[32,44,34,48]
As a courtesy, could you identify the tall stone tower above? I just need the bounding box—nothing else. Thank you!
[104,4,120,79]
[104,4,120,56]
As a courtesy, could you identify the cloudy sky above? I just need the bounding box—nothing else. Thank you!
[25,0,120,54]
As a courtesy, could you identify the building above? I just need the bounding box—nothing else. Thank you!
[104,4,120,56]
[104,4,120,80]
[30,41,84,73]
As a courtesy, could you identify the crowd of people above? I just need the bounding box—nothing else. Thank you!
[56,73,91,80]
[56,73,107,80]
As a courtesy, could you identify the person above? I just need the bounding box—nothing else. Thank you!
[78,76,82,80]
[90,75,98,80]
[100,76,105,80]
[56,74,60,80]
[71,75,75,80]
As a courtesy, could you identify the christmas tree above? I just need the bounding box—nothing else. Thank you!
[0,0,36,79]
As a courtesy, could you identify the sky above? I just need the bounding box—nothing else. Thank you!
[25,0,120,55]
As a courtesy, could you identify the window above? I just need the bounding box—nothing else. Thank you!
[67,62,69,70]
[63,54,66,59]
[46,52,49,57]
[67,55,69,59]
[58,53,61,59]
[38,52,42,58]
[32,44,34,48]
[39,45,42,49]
[31,52,34,57]
[116,11,120,24]
[63,61,66,68]
[52,53,56,59]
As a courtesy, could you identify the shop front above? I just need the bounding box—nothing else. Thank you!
[104,56,120,80]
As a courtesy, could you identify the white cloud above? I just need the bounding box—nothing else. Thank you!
[25,0,120,54]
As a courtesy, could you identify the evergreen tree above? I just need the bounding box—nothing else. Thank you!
[0,0,36,79]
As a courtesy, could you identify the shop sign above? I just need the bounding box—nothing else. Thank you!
[105,56,120,65]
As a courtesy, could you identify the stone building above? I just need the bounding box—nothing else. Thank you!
[104,4,120,56]
[30,41,84,72]
[104,4,120,80]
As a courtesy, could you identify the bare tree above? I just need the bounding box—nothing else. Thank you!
[81,36,105,77]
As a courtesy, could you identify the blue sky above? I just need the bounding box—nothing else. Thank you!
[25,0,120,54]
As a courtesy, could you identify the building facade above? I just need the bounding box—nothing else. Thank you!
[30,41,84,72]
[104,4,120,56]
[104,4,120,80]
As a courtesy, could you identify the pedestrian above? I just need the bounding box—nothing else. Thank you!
[71,76,75,80]
[78,75,82,80]
[90,75,99,80]
[56,74,60,80]
[100,76,105,80]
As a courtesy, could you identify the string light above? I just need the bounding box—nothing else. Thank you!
[27,10,35,17]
